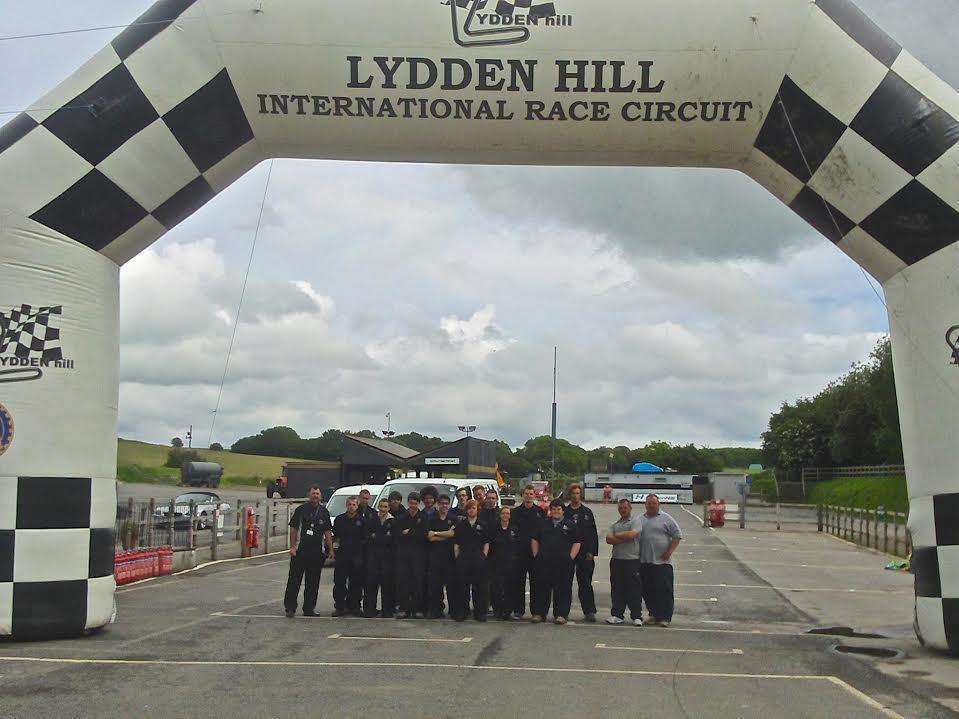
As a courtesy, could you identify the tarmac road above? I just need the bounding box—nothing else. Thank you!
[0,503,948,718]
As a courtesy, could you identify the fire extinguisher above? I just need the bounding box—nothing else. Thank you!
[245,507,259,550]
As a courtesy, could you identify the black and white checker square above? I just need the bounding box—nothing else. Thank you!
[908,492,959,653]
[0,476,116,637]
[494,0,556,18]
[752,4,959,277]
[0,305,63,363]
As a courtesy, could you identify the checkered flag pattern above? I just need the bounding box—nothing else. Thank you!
[0,0,261,266]
[0,305,63,362]
[494,0,556,18]
[0,477,116,636]
[746,0,959,284]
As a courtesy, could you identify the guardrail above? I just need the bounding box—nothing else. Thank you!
[817,504,911,558]
[801,464,906,483]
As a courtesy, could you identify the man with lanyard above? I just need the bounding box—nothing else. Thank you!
[284,486,333,618]
[357,488,376,521]
[364,497,396,618]
[531,498,581,625]
[605,498,644,625]
[426,494,457,618]
[510,485,546,618]
[332,496,367,616]
[563,483,598,622]
[639,494,683,627]
[393,491,428,619]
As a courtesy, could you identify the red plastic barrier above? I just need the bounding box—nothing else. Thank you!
[114,547,170,585]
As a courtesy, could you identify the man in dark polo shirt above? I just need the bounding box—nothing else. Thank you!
[284,486,333,618]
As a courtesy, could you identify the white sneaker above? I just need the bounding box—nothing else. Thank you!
[633,618,644,626]
[605,616,625,625]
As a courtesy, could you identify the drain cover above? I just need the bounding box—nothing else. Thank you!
[830,643,904,660]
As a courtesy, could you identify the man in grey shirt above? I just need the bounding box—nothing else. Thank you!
[639,494,683,627]
[605,498,644,625]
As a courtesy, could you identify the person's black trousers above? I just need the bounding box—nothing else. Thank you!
[640,562,675,622]
[532,557,574,619]
[512,554,536,615]
[284,554,324,614]
[573,555,597,615]
[427,556,454,616]
[456,553,488,619]
[609,558,643,619]
[364,548,394,616]
[489,561,515,617]
[333,552,364,612]
[395,545,426,613]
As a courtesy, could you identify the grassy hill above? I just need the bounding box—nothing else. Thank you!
[118,439,300,487]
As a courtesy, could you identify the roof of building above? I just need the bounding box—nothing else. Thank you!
[345,434,419,460]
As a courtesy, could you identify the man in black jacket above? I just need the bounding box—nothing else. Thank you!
[284,486,333,618]
[426,494,457,618]
[564,484,598,622]
[332,496,367,616]
[393,492,428,619]
[510,485,546,618]
[364,497,396,618]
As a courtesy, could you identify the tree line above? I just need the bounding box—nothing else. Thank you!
[228,425,761,477]
[761,337,903,471]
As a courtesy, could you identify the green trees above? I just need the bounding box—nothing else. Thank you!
[761,337,902,470]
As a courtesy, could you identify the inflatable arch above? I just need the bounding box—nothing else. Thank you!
[0,0,957,646]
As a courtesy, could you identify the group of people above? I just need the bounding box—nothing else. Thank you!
[283,482,682,627]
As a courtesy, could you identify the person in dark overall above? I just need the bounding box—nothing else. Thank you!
[564,483,599,622]
[426,494,457,618]
[510,485,546,618]
[489,505,524,620]
[479,489,499,608]
[284,486,333,618]
[364,497,396,618]
[418,485,440,615]
[453,499,490,621]
[393,492,428,619]
[356,488,376,608]
[531,499,582,625]
[332,496,367,616]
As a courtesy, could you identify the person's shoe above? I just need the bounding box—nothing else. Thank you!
[583,613,597,623]
[381,612,394,619]
[605,615,625,625]
[512,611,525,620]
[633,617,645,627]
[331,608,347,617]
[399,611,413,619]
[428,611,443,620]
[302,610,319,617]
[453,615,467,622]
[554,616,567,625]
[285,609,296,618]
[363,611,376,618]
[501,613,514,621]
[475,614,487,622]
[530,615,544,624]
[658,620,671,628]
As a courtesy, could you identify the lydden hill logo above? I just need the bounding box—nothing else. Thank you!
[444,0,571,47]
[947,325,959,366]
[0,403,13,457]
[0,304,76,383]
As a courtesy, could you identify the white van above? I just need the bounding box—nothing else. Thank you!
[326,484,383,518]
[373,477,499,509]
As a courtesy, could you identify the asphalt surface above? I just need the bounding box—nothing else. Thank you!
[0,504,950,718]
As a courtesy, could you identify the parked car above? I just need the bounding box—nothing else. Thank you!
[154,491,231,530]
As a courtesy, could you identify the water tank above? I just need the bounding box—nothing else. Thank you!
[181,461,223,487]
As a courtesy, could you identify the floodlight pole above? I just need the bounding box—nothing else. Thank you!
[551,346,557,480]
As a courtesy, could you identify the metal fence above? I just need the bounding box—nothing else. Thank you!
[819,504,911,558]
[801,464,906,483]
[114,497,298,560]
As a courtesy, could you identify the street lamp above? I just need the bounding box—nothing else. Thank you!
[383,411,395,438]
[457,425,477,437]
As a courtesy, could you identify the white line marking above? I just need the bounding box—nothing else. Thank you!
[825,676,905,719]
[595,643,743,656]
[673,558,899,571]
[677,583,908,594]
[677,597,719,602]
[327,633,472,644]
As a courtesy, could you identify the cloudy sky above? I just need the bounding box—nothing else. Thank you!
[2,1,956,451]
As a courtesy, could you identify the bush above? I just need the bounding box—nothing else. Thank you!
[165,447,201,469]
[210,442,224,452]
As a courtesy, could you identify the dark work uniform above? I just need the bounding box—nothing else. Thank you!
[333,512,367,613]
[511,503,546,616]
[284,502,331,615]
[489,522,524,618]
[532,515,581,620]
[479,507,499,608]
[564,503,599,617]
[393,509,428,615]
[364,513,395,617]
[454,518,490,620]
[357,503,376,606]
[419,504,439,614]
[426,513,457,617]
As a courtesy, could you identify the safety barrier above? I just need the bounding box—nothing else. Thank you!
[114,546,173,585]
[818,505,911,558]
